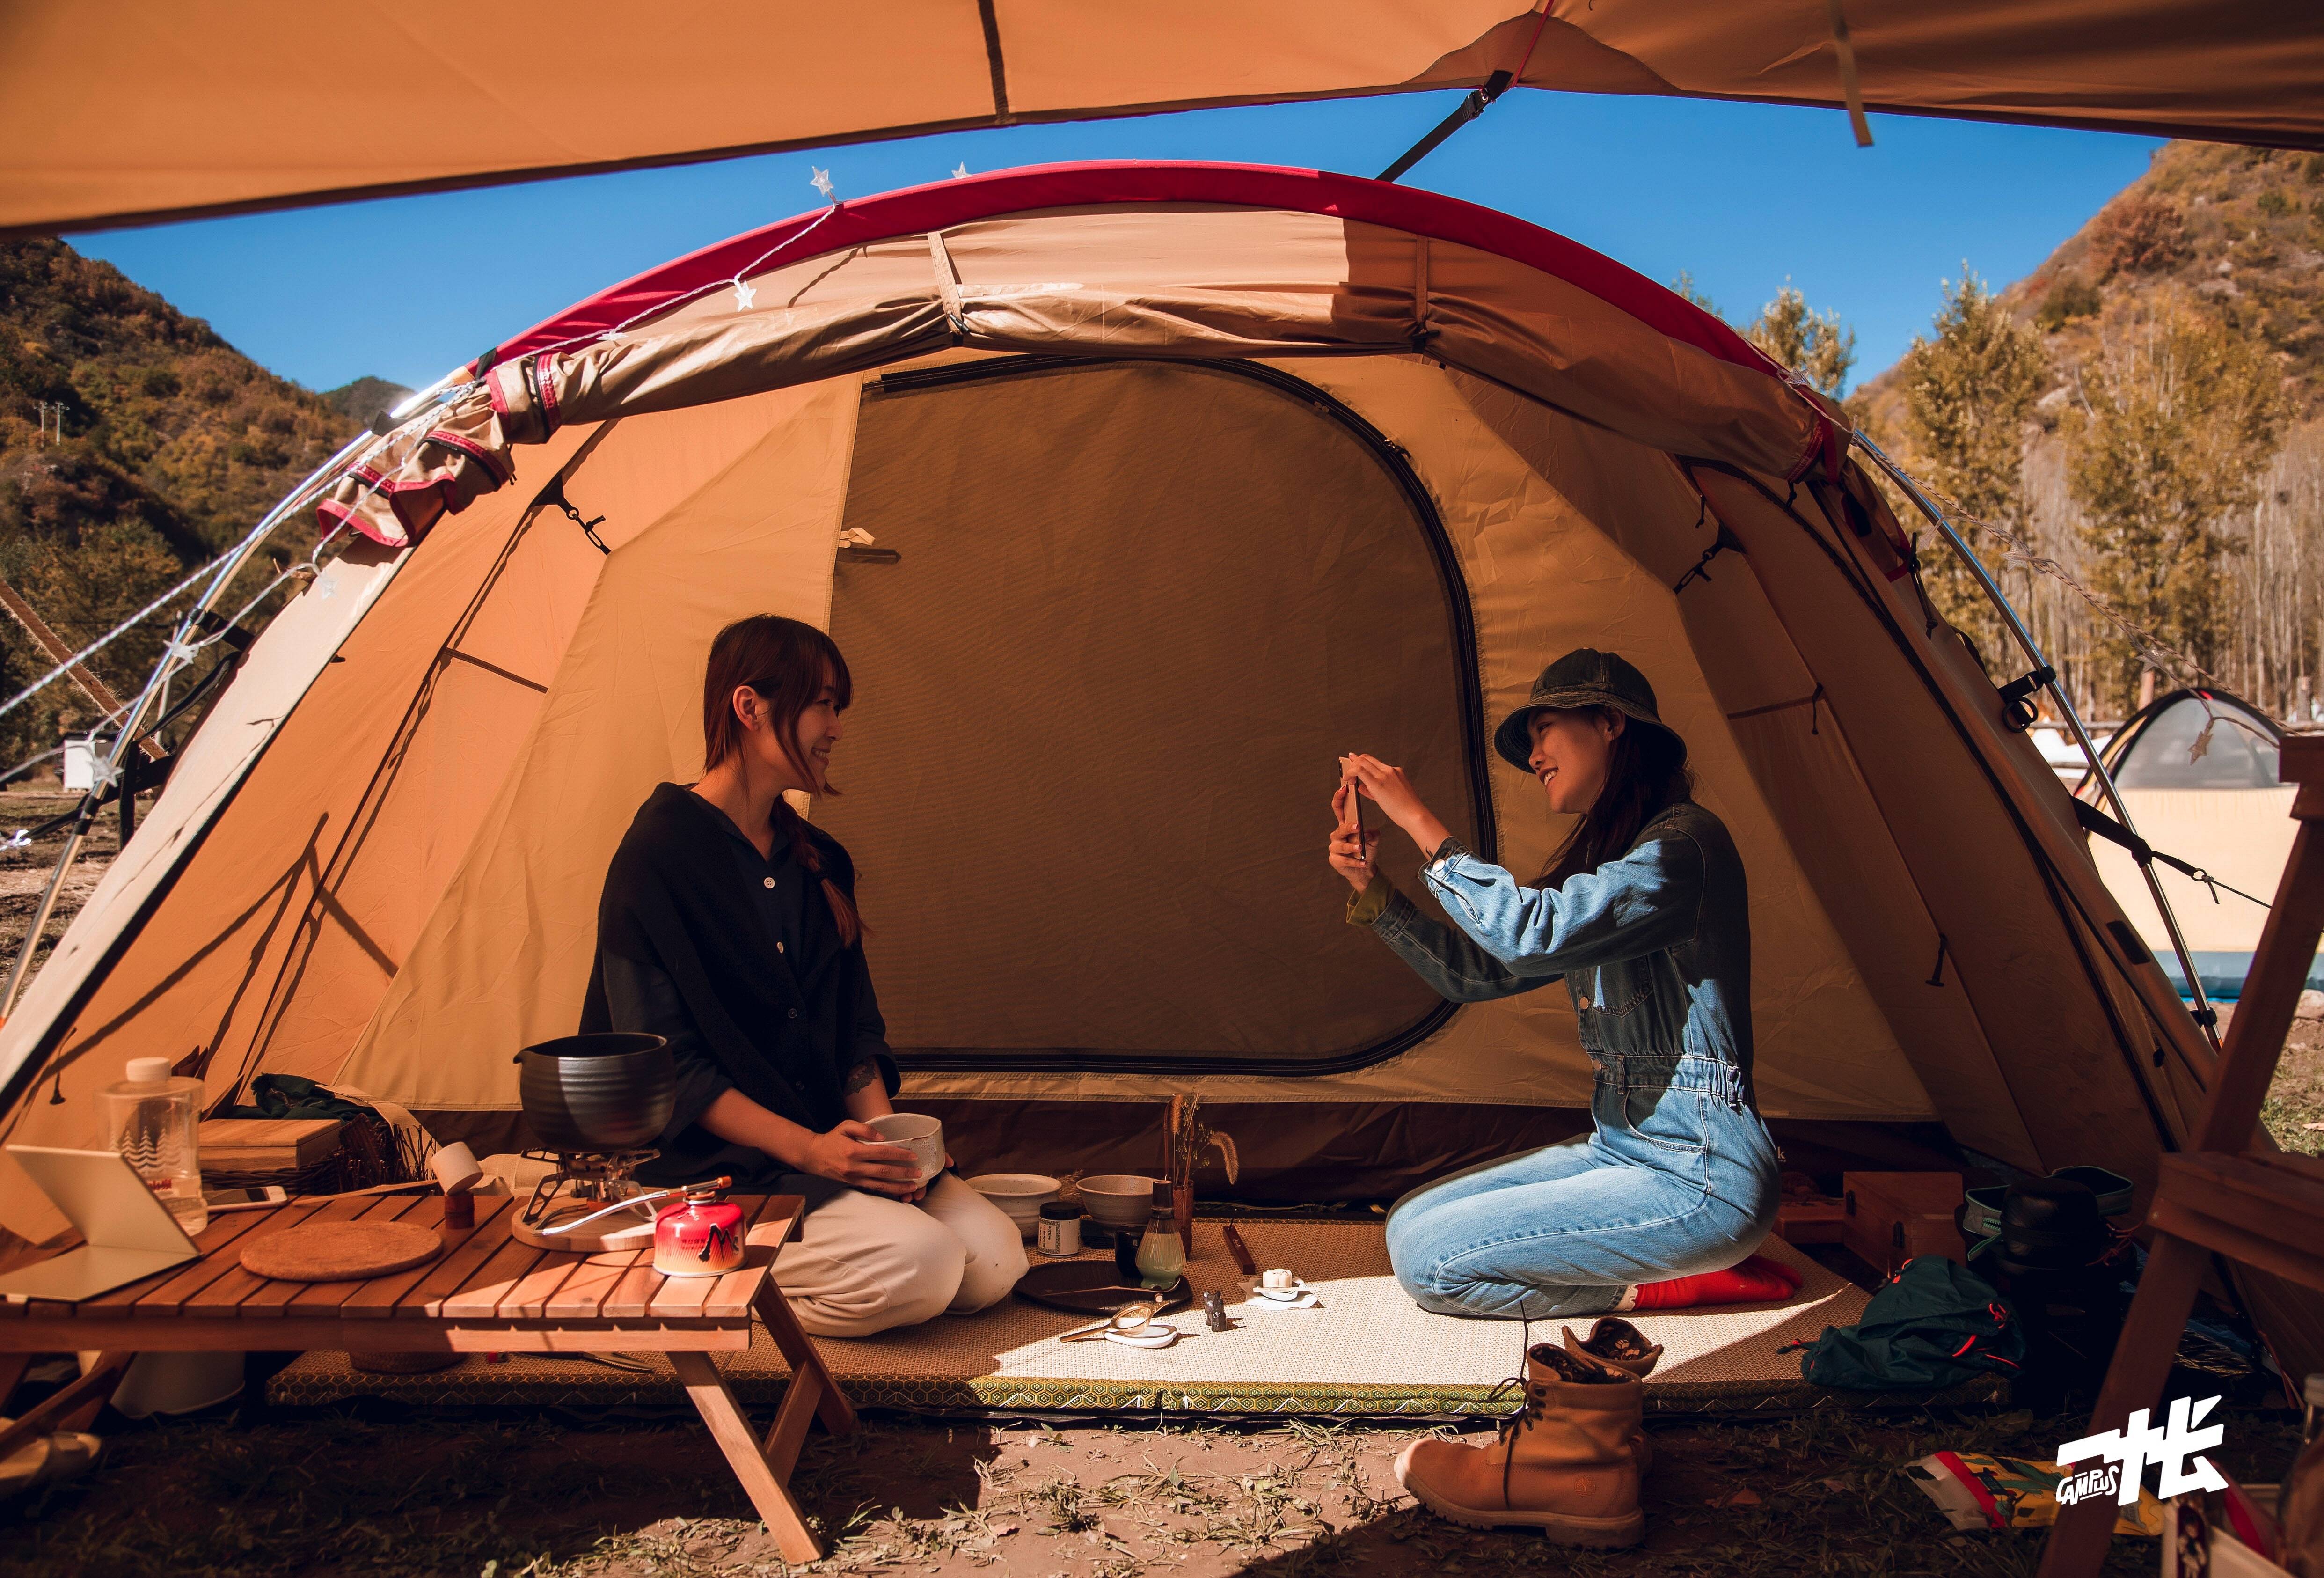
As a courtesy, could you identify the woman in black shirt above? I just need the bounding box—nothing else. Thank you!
[585,615,1025,1336]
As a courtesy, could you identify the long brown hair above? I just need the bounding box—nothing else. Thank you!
[702,615,863,947]
[1538,707,1695,889]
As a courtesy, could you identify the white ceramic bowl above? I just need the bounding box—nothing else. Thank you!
[866,1112,945,1183]
[1078,1173,1159,1233]
[966,1173,1059,1240]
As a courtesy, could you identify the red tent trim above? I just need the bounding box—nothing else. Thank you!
[476,161,1782,386]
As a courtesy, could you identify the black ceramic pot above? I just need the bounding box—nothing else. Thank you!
[513,1032,675,1152]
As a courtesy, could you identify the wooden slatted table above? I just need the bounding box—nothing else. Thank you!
[0,1190,852,1561]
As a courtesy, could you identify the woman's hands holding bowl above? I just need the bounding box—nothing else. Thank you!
[804,1120,931,1200]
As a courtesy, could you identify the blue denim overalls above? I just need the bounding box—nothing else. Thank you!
[1362,800,1780,1319]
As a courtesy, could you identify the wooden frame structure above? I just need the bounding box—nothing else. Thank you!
[2042,735,2324,1575]
[0,1190,853,1562]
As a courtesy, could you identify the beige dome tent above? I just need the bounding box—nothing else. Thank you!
[2,0,2319,237]
[0,163,2215,1252]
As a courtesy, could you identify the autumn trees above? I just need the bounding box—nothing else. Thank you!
[2065,294,2291,712]
[1898,274,2047,671]
[1745,286,1857,400]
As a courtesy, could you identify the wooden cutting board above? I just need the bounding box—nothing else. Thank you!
[239,1221,441,1282]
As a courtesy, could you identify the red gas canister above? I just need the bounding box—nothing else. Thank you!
[654,1176,745,1278]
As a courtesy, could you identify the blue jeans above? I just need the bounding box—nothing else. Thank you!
[1386,1053,1780,1320]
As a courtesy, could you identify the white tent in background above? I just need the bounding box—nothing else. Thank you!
[2080,688,2322,1001]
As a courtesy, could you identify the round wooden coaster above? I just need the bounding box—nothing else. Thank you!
[239,1220,441,1282]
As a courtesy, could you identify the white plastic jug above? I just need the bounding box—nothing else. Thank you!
[97,1056,207,1235]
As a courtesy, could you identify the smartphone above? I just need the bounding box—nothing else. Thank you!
[202,1184,288,1211]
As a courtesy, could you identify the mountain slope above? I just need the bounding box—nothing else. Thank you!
[320,375,414,431]
[1852,142,2324,721]
[0,240,365,761]
[1857,142,2324,431]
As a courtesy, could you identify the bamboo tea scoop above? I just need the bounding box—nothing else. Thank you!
[1058,1302,1160,1342]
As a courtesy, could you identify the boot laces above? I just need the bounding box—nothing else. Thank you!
[1482,1374,1549,1506]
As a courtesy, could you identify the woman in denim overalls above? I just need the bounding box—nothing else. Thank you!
[1332,648,1786,1320]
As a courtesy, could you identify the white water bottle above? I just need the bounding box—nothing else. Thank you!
[98,1056,207,1235]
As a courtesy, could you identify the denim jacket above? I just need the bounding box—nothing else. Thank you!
[1353,800,1753,1087]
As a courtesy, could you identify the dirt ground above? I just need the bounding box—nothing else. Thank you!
[0,787,127,988]
[0,1398,2303,1578]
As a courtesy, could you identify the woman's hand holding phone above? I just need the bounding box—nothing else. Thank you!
[1337,753,1454,862]
[803,1119,928,1199]
[1327,779,1377,892]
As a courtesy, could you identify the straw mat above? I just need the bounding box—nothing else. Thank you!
[272,1223,1952,1418]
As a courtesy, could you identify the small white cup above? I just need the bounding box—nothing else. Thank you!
[429,1141,484,1196]
[866,1113,945,1184]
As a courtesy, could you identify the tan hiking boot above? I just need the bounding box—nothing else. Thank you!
[1393,1344,1644,1547]
[1563,1316,1661,1476]
[1562,1316,1663,1378]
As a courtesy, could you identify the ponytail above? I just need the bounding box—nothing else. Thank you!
[775,797,863,949]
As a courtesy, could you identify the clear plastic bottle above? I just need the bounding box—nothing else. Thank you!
[98,1056,206,1235]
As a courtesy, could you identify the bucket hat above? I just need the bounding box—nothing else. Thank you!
[1492,648,1686,772]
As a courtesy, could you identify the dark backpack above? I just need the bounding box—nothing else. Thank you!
[1790,1255,2024,1390]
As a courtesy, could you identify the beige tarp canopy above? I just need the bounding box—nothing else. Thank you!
[3,0,2319,237]
[0,163,2212,1250]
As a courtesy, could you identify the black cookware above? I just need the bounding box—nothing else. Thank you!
[513,1032,674,1152]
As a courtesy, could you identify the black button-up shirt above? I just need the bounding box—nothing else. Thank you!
[585,784,895,1198]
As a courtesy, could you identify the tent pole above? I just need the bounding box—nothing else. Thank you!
[1850,434,2225,1058]
[0,415,401,1026]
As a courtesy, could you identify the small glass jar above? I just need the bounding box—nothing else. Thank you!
[1134,1180,1185,1288]
[653,1177,745,1278]
[1037,1201,1083,1257]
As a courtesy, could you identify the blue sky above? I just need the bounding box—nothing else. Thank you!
[68,91,2160,398]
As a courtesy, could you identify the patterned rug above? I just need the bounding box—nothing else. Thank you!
[271,1222,1968,1417]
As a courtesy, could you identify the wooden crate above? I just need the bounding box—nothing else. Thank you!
[198,1117,344,1172]
[1775,1195,1846,1245]
[1841,1171,1966,1275]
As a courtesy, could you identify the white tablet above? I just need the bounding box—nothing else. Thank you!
[1,1146,199,1302]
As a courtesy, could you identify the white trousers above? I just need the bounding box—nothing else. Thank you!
[757,1173,1029,1337]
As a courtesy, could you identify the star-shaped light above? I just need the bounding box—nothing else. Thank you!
[951,162,970,179]
[809,167,834,201]
[733,279,757,311]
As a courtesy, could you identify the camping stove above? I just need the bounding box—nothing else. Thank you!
[510,1148,664,1251]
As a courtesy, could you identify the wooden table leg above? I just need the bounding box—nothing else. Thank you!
[0,1351,132,1463]
[753,1279,856,1439]
[672,1351,822,1564]
[2038,1236,2209,1576]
